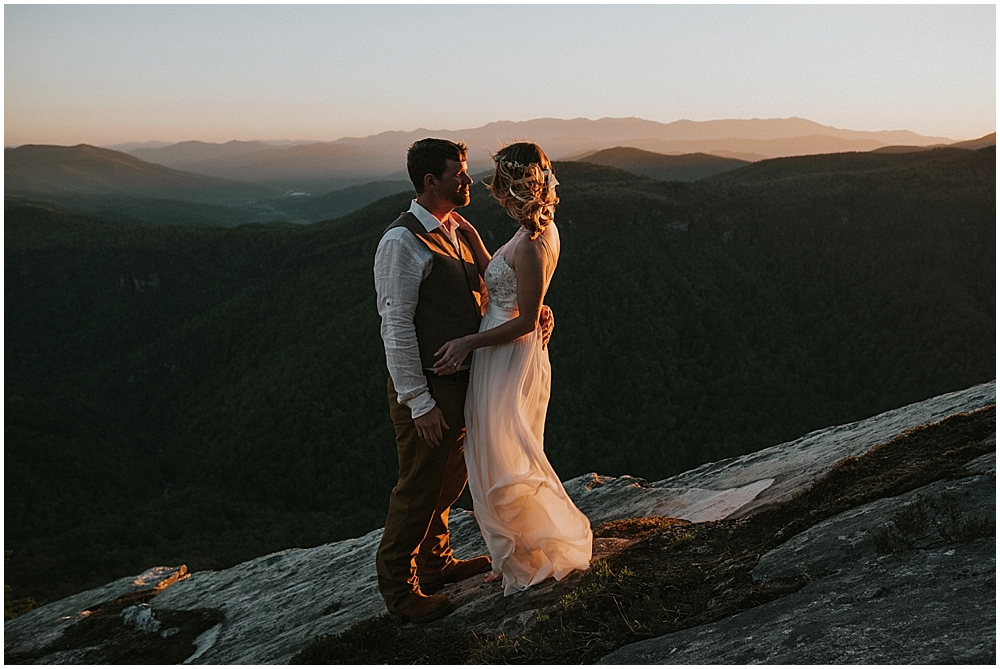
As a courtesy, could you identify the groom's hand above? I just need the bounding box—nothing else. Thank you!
[539,305,554,349]
[414,406,450,447]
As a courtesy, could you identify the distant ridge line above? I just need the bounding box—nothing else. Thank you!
[74,117,976,191]
[88,116,972,154]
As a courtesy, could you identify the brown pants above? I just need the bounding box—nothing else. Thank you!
[375,375,469,606]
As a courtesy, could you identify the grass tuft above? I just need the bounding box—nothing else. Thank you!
[594,516,690,541]
[870,492,995,554]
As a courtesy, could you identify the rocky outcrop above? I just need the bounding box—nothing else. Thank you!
[4,382,995,664]
[567,381,994,524]
[599,451,996,664]
[751,451,995,585]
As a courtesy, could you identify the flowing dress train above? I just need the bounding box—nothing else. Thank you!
[465,223,593,596]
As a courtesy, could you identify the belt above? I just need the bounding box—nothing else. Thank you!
[486,304,517,319]
[427,368,471,384]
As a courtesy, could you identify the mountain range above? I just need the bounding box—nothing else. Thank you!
[111,116,965,191]
[5,117,994,229]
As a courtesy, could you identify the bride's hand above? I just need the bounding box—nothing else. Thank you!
[432,336,474,375]
[450,211,476,234]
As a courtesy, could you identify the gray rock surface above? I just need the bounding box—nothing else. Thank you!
[3,566,187,658]
[148,529,388,664]
[753,452,996,585]
[565,473,775,525]
[600,451,997,665]
[5,381,994,664]
[599,538,995,664]
[575,382,994,524]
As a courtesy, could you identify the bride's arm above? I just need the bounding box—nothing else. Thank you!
[431,238,546,374]
[451,211,491,277]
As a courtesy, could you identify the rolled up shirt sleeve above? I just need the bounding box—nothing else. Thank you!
[374,229,436,419]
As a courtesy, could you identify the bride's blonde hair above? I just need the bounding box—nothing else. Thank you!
[485,142,558,239]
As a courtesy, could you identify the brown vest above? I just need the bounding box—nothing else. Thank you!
[384,212,483,370]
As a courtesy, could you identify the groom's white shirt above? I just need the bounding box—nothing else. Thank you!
[374,200,461,419]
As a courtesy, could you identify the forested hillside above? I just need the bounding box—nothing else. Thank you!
[5,147,994,610]
[579,147,749,181]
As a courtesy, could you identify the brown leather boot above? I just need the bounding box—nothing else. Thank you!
[387,590,456,624]
[419,555,492,593]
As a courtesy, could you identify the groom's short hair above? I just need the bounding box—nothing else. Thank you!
[407,138,469,194]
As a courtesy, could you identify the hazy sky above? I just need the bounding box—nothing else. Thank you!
[4,4,996,147]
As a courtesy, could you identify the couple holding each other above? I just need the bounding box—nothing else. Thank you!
[373,138,592,623]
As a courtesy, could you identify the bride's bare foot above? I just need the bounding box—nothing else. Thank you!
[484,572,502,584]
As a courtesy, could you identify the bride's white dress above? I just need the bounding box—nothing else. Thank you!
[465,223,593,595]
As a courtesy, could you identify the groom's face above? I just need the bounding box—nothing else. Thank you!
[432,159,472,208]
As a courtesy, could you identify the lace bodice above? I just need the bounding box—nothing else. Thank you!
[483,224,560,312]
[484,254,518,309]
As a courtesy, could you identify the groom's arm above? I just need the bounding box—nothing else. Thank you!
[374,229,436,419]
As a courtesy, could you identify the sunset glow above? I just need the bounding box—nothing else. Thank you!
[4,4,996,147]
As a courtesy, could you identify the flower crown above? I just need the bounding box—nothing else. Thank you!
[493,154,528,171]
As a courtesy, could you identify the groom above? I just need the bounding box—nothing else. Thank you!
[372,138,491,623]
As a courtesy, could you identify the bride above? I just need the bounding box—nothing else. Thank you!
[432,142,593,595]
